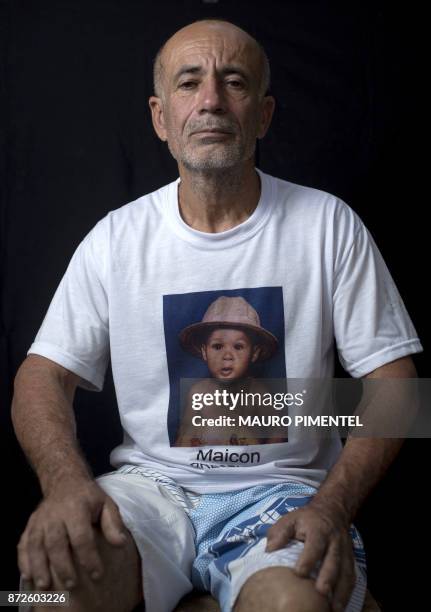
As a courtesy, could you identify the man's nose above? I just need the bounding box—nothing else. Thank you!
[222,350,233,360]
[198,77,226,114]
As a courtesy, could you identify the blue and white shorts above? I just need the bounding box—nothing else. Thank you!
[95,466,367,612]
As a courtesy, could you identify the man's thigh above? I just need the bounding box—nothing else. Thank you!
[20,470,196,612]
[95,471,196,612]
[190,484,367,612]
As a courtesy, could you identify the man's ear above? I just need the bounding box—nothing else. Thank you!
[201,345,208,362]
[149,96,168,142]
[257,95,275,140]
[251,346,261,363]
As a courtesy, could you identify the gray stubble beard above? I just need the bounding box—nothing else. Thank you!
[170,138,258,195]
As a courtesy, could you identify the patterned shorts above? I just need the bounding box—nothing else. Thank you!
[110,466,367,612]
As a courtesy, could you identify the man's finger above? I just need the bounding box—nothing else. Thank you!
[100,500,127,546]
[330,539,356,612]
[265,516,296,552]
[27,529,52,589]
[17,532,32,581]
[314,537,341,598]
[294,526,328,577]
[44,521,77,588]
[68,522,103,580]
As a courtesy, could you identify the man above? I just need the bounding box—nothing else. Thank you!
[12,19,422,612]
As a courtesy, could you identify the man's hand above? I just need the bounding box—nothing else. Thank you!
[17,477,127,590]
[265,501,355,612]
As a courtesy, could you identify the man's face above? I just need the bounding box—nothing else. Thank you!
[201,328,261,380]
[149,23,275,172]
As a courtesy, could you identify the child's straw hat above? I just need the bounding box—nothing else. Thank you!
[179,296,278,361]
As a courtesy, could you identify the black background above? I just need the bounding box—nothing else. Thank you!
[1,1,428,609]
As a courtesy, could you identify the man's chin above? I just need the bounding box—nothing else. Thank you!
[181,158,245,173]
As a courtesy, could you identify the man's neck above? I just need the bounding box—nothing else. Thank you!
[177,162,261,233]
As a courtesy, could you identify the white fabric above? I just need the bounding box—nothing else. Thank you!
[17,471,197,612]
[96,471,366,612]
[97,471,196,612]
[28,169,423,493]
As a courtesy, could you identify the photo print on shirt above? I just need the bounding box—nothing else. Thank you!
[163,287,288,447]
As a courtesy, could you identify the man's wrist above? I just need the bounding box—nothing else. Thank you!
[308,494,352,528]
[39,461,94,497]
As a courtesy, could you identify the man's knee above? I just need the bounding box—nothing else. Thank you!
[234,566,331,612]
[33,527,143,612]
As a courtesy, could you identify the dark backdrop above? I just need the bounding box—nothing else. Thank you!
[1,1,428,609]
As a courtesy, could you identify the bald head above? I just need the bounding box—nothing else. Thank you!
[148,19,276,173]
[153,20,270,100]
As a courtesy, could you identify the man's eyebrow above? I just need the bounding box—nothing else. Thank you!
[173,64,250,82]
[173,65,202,81]
[220,66,250,81]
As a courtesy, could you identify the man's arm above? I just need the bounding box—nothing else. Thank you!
[12,354,127,590]
[266,355,417,612]
[305,356,416,525]
[13,355,91,492]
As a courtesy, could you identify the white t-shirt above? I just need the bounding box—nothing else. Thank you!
[28,169,423,493]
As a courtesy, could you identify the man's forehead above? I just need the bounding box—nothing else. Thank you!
[161,22,261,78]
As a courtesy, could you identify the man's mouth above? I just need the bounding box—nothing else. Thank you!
[193,133,232,139]
[192,129,233,136]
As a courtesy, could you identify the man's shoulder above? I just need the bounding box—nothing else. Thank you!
[107,178,176,225]
[86,178,178,249]
[75,179,178,260]
[262,170,358,228]
[267,171,336,206]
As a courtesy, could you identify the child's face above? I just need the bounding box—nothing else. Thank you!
[201,328,261,380]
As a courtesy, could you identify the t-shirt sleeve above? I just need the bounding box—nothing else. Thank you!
[27,218,110,391]
[333,207,423,377]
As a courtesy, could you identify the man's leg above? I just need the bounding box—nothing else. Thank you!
[23,469,196,612]
[33,525,142,612]
[189,484,366,612]
[233,566,330,612]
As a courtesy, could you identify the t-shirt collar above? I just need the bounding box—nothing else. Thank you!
[163,167,275,250]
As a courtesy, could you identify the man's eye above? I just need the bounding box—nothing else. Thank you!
[211,343,223,350]
[179,81,197,89]
[227,80,244,89]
